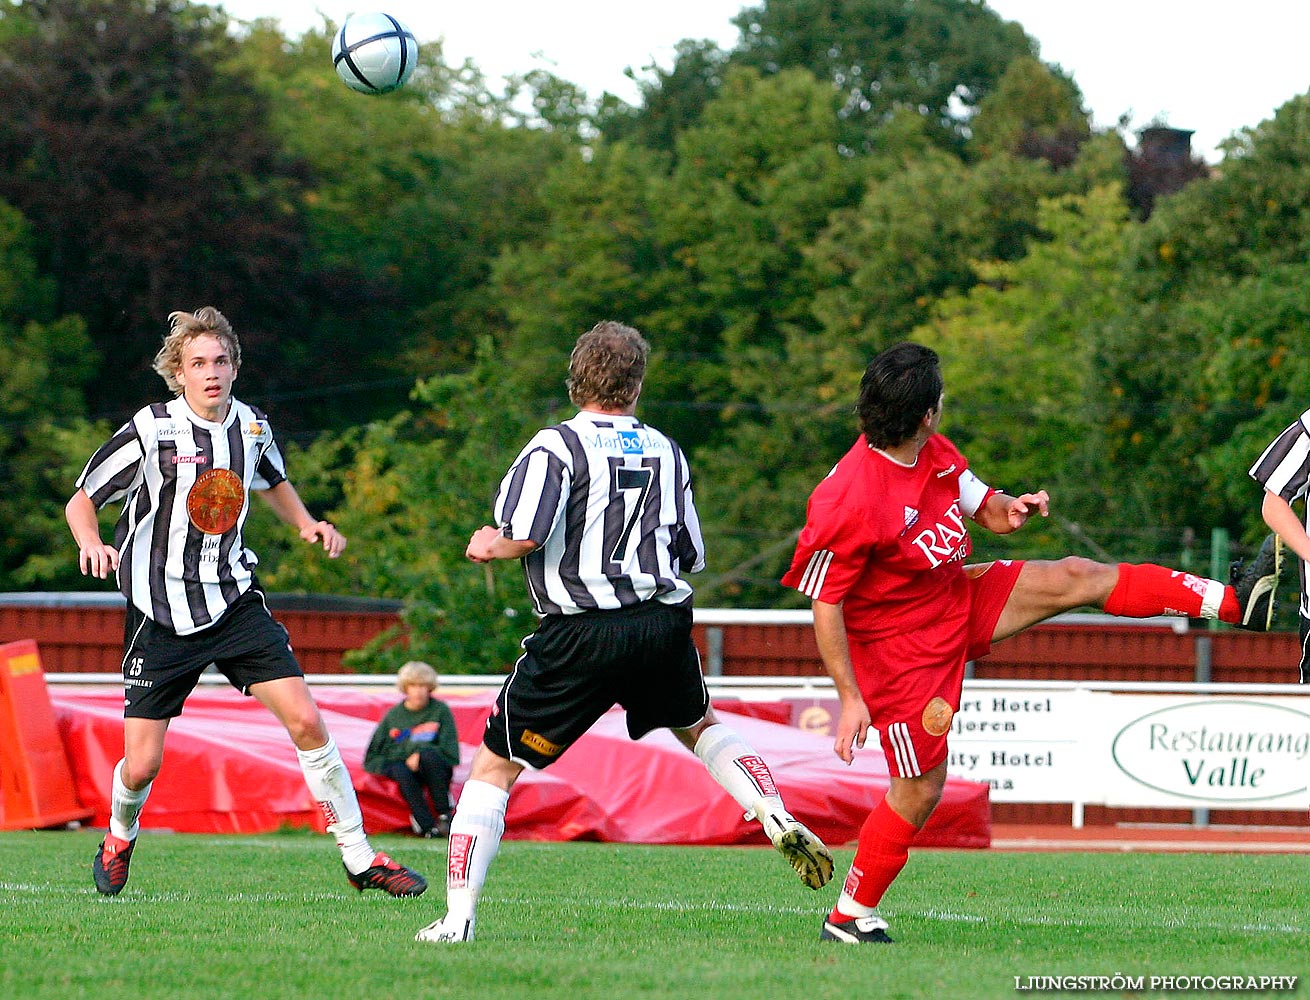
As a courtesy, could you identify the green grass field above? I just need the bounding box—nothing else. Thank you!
[1,830,1304,1000]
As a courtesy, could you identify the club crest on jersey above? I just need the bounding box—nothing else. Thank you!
[618,430,643,454]
[243,420,268,440]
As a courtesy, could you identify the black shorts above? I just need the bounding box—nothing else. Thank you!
[121,588,303,720]
[483,599,709,769]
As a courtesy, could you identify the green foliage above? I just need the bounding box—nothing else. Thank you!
[598,39,733,151]
[1078,94,1310,546]
[9,0,1310,644]
[229,20,574,424]
[731,0,1037,149]
[0,0,311,417]
[808,146,1064,364]
[258,338,551,673]
[0,199,98,590]
[967,55,1090,165]
[491,140,673,416]
[916,184,1137,558]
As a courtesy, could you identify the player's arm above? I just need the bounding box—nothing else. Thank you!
[466,526,537,563]
[256,480,346,557]
[65,488,119,579]
[471,440,563,563]
[812,599,872,765]
[973,489,1049,535]
[1261,489,1310,562]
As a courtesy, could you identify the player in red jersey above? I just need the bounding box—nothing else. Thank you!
[782,342,1282,945]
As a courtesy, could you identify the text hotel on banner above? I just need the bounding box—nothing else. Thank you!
[944,687,1094,802]
[791,682,1309,811]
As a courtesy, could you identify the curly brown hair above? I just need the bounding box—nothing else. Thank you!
[152,307,241,395]
[565,321,649,411]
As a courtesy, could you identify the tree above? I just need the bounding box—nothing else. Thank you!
[1084,95,1310,543]
[0,0,311,420]
[255,338,550,673]
[489,139,679,428]
[809,146,1059,351]
[914,184,1140,557]
[234,19,575,422]
[0,198,98,590]
[967,56,1090,168]
[597,39,733,153]
[730,0,1036,149]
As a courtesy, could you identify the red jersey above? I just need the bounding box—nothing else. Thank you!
[782,434,993,642]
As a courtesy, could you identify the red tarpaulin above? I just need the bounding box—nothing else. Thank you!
[50,687,989,848]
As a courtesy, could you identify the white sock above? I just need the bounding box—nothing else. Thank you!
[835,886,879,919]
[444,779,510,924]
[108,758,151,841]
[693,724,786,820]
[295,737,375,874]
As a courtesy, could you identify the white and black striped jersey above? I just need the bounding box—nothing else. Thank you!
[494,411,705,615]
[1249,408,1310,615]
[76,396,288,635]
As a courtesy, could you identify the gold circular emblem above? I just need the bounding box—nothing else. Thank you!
[186,468,245,534]
[797,705,833,736]
[921,696,954,737]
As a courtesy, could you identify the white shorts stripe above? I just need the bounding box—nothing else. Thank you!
[888,722,921,777]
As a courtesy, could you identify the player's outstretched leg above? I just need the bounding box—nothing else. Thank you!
[1231,534,1284,632]
[692,723,834,889]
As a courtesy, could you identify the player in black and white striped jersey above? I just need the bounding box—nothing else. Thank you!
[1248,409,1310,682]
[495,393,702,617]
[77,391,283,633]
[66,306,425,898]
[415,321,834,946]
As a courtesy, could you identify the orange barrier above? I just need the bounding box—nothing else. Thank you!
[0,639,94,829]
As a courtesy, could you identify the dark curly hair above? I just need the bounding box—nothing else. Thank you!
[857,342,943,448]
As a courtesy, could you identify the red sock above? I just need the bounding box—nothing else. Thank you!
[1102,563,1234,621]
[829,798,919,921]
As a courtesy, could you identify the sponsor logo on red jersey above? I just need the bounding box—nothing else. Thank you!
[909,502,969,568]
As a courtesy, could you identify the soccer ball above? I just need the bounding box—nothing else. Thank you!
[331,12,419,95]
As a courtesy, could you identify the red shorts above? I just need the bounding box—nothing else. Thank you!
[849,559,1024,778]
